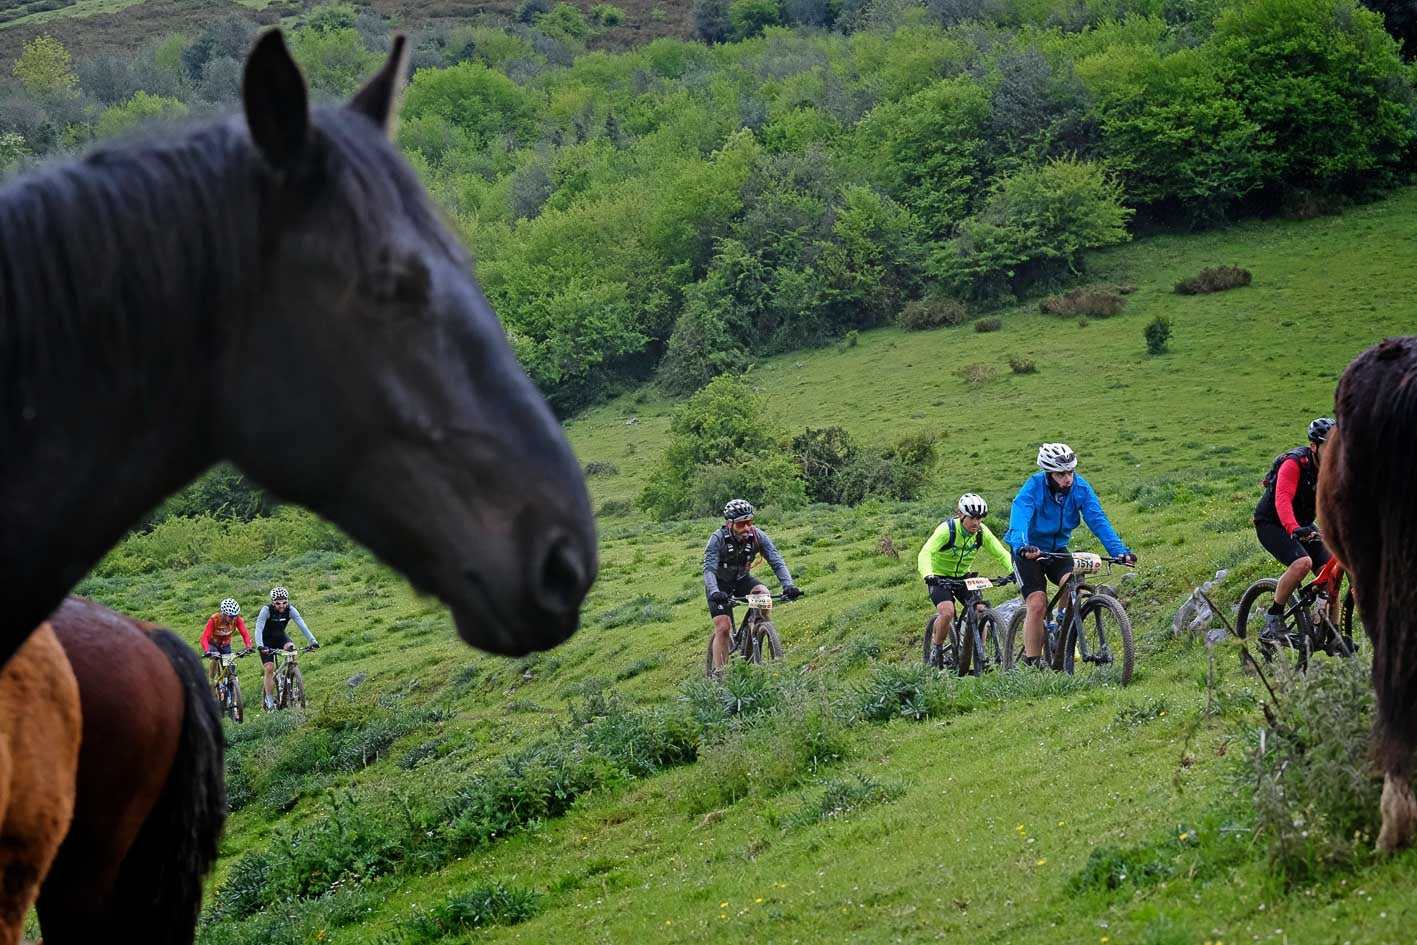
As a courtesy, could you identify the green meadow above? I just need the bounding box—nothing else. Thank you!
[66,187,1417,944]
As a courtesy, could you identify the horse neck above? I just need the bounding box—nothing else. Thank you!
[1,127,258,665]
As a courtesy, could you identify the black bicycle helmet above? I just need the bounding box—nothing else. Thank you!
[1308,417,1335,443]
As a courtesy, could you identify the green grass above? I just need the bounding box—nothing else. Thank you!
[70,188,1417,944]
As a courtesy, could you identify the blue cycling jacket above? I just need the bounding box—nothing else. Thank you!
[1004,471,1129,557]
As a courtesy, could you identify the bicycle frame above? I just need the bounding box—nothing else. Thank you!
[1033,553,1121,672]
[1275,556,1351,656]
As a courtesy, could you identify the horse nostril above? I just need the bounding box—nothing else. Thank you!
[537,536,588,614]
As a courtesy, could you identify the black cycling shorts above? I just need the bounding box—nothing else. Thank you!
[926,575,976,608]
[707,574,766,618]
[259,638,293,664]
[1255,520,1331,570]
[1013,551,1074,599]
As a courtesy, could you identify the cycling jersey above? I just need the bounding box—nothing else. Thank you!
[703,525,792,596]
[200,613,251,651]
[1004,471,1128,556]
[917,517,1013,579]
[255,603,317,649]
[1254,446,1317,534]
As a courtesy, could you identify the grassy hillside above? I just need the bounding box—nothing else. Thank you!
[63,188,1417,944]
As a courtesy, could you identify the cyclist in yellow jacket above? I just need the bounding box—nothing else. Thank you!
[918,493,1015,669]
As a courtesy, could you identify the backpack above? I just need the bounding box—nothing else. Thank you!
[940,518,983,552]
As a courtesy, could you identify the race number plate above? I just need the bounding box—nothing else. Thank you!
[963,577,993,591]
[1071,552,1103,573]
[746,592,774,610]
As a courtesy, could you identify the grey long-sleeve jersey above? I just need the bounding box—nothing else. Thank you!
[702,526,793,595]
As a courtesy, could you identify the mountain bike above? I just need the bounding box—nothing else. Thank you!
[206,649,252,723]
[921,574,1015,676]
[1235,554,1356,670]
[1004,552,1137,686]
[705,591,795,678]
[265,644,316,711]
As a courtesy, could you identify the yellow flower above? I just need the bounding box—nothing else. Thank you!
[719,902,728,909]
[665,920,672,926]
[1100,938,1110,943]
[755,898,764,904]
[1058,821,1065,827]
[1036,858,1047,866]
[1179,832,1190,841]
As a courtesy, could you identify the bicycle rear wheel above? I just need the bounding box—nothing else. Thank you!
[1340,588,1362,652]
[1004,607,1027,670]
[1074,594,1134,686]
[229,678,244,723]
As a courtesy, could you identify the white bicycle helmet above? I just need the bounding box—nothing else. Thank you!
[1037,442,1078,472]
[957,493,988,518]
[1308,417,1335,443]
[270,586,289,602]
[220,598,240,617]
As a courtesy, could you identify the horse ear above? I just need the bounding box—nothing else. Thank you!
[349,34,410,138]
[243,30,311,172]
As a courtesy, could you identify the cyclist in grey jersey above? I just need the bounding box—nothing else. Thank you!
[256,586,319,709]
[704,498,802,673]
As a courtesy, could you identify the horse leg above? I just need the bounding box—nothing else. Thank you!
[0,627,81,945]
[1378,770,1417,852]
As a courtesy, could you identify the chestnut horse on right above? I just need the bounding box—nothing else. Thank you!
[1319,335,1417,851]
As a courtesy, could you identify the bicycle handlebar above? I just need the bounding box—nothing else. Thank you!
[1032,552,1136,566]
[925,575,1016,588]
[731,593,794,604]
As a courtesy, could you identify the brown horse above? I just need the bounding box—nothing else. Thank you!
[0,625,80,945]
[1319,335,1417,852]
[34,597,225,945]
[0,29,597,673]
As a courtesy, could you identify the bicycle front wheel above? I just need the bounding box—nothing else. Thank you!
[753,621,784,663]
[290,667,307,709]
[1074,594,1135,686]
[229,678,244,723]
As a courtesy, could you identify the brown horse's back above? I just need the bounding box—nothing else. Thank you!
[40,598,182,924]
[0,623,81,945]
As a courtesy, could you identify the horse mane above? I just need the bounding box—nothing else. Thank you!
[0,105,464,425]
[1333,337,1417,768]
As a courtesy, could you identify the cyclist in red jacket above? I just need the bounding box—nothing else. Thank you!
[1253,418,1338,641]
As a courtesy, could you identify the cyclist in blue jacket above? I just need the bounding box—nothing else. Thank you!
[1005,443,1136,667]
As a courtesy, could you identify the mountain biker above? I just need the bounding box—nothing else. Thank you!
[200,597,252,692]
[255,586,319,710]
[704,499,802,674]
[917,493,1015,669]
[1253,417,1339,641]
[1005,443,1136,667]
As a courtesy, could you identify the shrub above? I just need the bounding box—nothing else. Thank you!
[957,363,997,385]
[898,296,968,330]
[404,883,540,941]
[854,664,951,722]
[1174,266,1252,295]
[590,3,625,26]
[1008,355,1037,375]
[791,426,859,504]
[781,773,906,828]
[1145,315,1173,355]
[974,317,1002,333]
[583,461,619,477]
[1246,657,1382,884]
[1039,287,1126,317]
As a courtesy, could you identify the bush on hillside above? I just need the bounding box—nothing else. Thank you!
[1008,355,1037,374]
[1040,286,1127,317]
[898,295,968,330]
[1145,315,1173,354]
[639,376,807,520]
[974,316,1002,332]
[1245,657,1381,884]
[1175,265,1252,294]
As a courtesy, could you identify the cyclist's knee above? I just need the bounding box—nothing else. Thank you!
[1025,592,1047,615]
[1291,556,1313,575]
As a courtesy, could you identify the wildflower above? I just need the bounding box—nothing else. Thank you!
[1179,832,1190,841]
[1036,858,1047,866]
[755,898,764,904]
[720,902,728,909]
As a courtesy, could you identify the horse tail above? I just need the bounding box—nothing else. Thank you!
[113,629,227,945]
